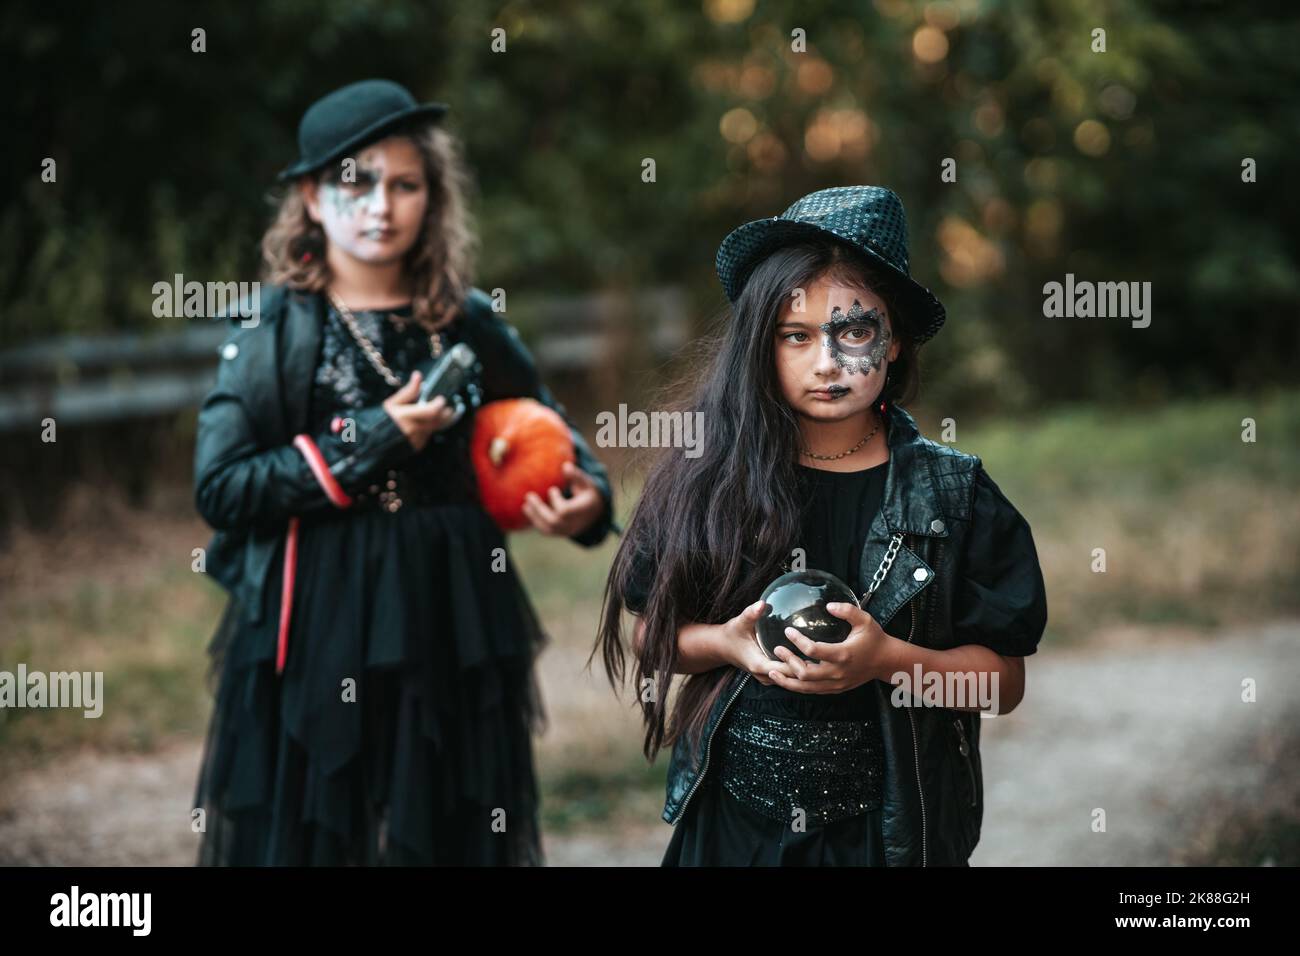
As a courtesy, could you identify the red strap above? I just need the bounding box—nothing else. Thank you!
[293,433,354,508]
[279,434,354,674]
[276,516,299,675]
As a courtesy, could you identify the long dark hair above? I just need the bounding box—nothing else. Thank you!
[593,239,922,761]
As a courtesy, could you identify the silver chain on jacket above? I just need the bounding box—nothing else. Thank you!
[327,289,442,388]
[774,530,905,609]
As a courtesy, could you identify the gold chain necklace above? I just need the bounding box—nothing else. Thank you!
[327,289,443,388]
[800,413,881,461]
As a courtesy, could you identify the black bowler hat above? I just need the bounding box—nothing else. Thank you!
[278,79,449,181]
[715,185,947,344]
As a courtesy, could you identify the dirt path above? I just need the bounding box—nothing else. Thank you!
[2,619,1295,866]
[971,618,1298,865]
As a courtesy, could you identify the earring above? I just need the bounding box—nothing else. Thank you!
[297,227,324,264]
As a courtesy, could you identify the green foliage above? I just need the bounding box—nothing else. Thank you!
[5,0,1296,409]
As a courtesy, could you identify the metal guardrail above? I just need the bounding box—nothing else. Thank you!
[0,287,691,431]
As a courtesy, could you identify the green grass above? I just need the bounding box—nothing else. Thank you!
[951,386,1300,503]
[933,387,1300,644]
[0,562,219,762]
[539,751,668,832]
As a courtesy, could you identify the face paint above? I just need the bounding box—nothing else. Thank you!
[320,164,385,222]
[309,137,428,264]
[818,299,891,375]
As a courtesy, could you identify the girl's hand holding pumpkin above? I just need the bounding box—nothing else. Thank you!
[521,461,606,537]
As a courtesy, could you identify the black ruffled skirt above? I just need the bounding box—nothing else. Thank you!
[193,501,548,866]
[662,681,887,867]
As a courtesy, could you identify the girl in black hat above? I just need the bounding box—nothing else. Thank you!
[593,187,1047,866]
[192,80,615,865]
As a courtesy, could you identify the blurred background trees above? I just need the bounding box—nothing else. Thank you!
[4,0,1296,413]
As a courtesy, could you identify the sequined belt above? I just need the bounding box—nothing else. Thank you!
[717,706,885,827]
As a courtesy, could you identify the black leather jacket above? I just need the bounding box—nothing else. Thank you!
[193,283,615,628]
[660,401,1048,866]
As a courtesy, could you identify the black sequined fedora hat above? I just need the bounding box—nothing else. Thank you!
[715,185,946,344]
[277,78,449,181]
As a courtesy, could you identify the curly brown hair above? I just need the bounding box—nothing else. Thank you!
[260,120,477,332]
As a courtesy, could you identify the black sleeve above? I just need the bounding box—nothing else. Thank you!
[193,320,415,532]
[950,465,1049,657]
[470,293,615,548]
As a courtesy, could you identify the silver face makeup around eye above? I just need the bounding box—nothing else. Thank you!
[818,300,890,375]
[322,181,379,220]
[320,162,391,218]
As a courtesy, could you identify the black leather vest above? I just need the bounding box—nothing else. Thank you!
[661,402,994,866]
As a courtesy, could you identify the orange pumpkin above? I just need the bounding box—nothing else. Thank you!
[470,398,576,531]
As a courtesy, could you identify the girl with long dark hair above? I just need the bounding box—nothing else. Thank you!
[594,187,1047,866]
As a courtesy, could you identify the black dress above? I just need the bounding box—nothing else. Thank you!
[194,301,548,866]
[640,460,891,866]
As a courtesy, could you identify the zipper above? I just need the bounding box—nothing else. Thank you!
[673,672,751,824]
[954,718,978,808]
[903,593,927,866]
